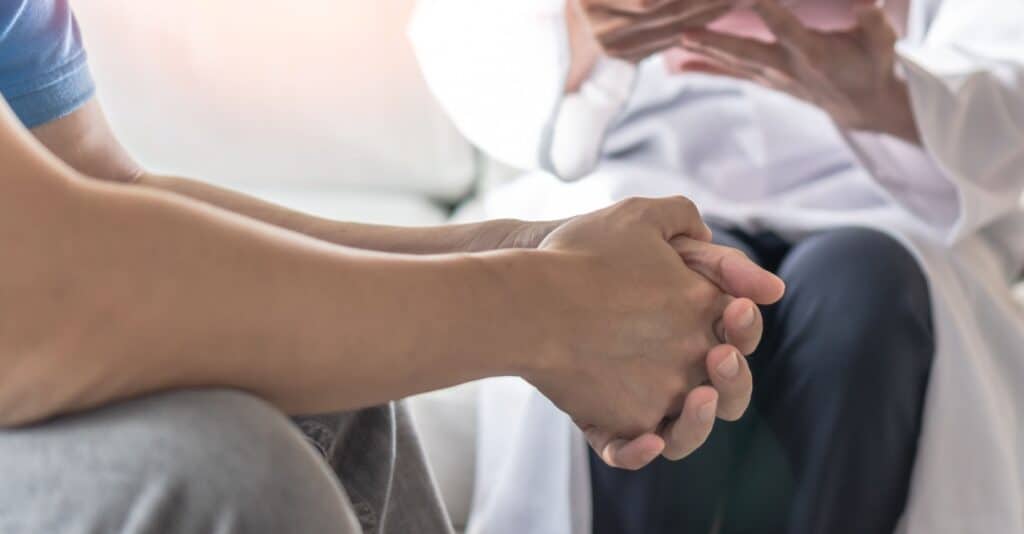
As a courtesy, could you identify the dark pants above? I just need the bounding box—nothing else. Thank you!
[590,227,935,534]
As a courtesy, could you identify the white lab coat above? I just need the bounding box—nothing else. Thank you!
[410,1,1024,532]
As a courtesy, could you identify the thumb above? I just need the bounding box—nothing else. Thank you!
[671,237,786,305]
[856,4,897,51]
[582,425,666,470]
[855,5,899,79]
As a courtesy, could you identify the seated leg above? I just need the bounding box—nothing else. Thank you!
[0,389,363,534]
[731,227,935,534]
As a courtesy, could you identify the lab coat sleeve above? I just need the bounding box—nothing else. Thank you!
[843,0,1024,245]
[408,0,636,179]
[408,0,571,172]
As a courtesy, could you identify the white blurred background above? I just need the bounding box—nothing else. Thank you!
[75,0,481,224]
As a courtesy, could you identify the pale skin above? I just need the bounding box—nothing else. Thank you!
[0,95,784,470]
[566,0,919,142]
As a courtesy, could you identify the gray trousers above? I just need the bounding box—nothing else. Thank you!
[0,390,454,534]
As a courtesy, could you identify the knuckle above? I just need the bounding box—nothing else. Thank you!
[668,195,698,216]
[618,197,657,224]
[616,196,646,215]
[687,281,722,310]
[675,333,712,366]
[722,247,750,264]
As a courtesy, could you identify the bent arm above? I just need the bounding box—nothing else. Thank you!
[31,99,555,254]
[0,98,544,426]
[844,0,1024,243]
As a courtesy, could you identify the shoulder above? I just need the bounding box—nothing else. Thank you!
[0,0,94,129]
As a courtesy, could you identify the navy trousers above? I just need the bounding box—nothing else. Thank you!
[590,227,935,534]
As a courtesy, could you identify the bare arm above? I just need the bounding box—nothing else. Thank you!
[1,98,551,426]
[30,99,559,255]
[8,91,785,468]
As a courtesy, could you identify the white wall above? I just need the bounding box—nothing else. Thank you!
[72,0,476,202]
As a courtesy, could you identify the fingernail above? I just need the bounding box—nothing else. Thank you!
[740,306,756,328]
[698,401,717,424]
[602,439,628,466]
[716,351,740,379]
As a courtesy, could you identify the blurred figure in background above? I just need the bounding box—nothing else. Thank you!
[412,0,1024,532]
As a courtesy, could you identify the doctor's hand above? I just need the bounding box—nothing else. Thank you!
[576,0,743,62]
[674,0,920,143]
[524,196,784,470]
[566,0,746,91]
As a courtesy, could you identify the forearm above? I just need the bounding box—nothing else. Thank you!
[30,99,555,255]
[1,162,546,427]
[136,173,553,254]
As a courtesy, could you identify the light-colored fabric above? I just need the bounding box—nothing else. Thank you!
[0,390,455,534]
[72,0,476,201]
[409,0,567,173]
[0,390,365,533]
[413,0,1024,532]
[292,403,456,534]
[407,383,481,532]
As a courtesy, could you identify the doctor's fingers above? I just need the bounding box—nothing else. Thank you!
[584,0,674,13]
[677,31,812,100]
[582,425,666,470]
[679,29,793,78]
[589,1,736,57]
[854,5,900,77]
[752,0,812,52]
[591,0,732,40]
[660,385,718,460]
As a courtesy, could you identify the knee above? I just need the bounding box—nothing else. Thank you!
[0,390,353,533]
[777,228,934,381]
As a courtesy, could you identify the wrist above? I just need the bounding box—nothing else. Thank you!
[465,218,564,252]
[874,79,921,145]
[467,249,568,378]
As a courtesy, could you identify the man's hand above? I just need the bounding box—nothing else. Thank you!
[522,197,784,469]
[674,0,920,143]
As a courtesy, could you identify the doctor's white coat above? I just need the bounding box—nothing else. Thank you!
[410,1,1024,532]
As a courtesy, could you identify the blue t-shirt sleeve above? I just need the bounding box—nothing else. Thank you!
[0,0,94,128]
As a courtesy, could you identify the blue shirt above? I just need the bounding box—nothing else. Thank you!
[0,0,93,128]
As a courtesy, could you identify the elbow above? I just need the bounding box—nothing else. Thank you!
[0,355,67,428]
[0,323,92,428]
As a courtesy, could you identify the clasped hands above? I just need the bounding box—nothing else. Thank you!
[503,197,784,470]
